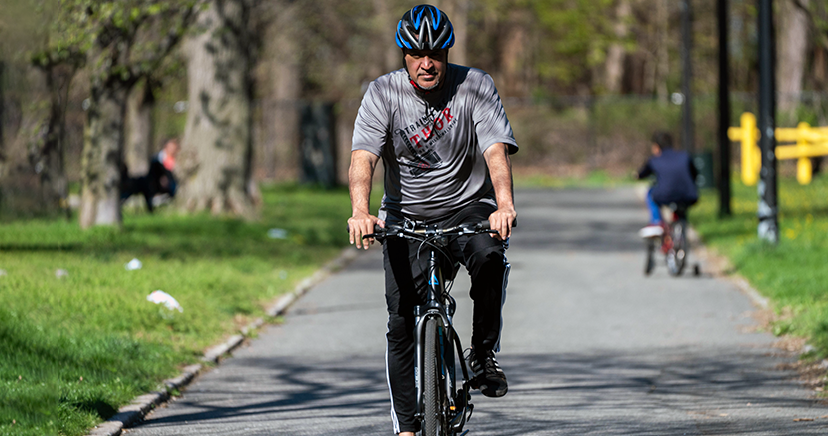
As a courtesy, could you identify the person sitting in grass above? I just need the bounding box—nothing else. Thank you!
[120,138,180,212]
[636,131,698,238]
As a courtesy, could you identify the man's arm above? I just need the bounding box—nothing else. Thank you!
[483,143,517,240]
[348,149,383,249]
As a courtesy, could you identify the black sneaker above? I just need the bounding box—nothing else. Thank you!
[465,348,508,398]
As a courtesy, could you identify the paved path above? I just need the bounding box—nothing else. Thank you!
[126,188,827,435]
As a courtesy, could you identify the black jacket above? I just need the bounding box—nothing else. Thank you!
[638,149,699,205]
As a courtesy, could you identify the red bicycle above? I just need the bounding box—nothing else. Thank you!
[644,203,690,276]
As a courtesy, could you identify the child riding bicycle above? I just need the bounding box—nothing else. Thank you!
[636,131,699,238]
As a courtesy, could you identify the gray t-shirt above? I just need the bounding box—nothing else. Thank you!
[352,64,517,221]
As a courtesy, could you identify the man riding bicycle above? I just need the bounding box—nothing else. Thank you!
[347,5,518,435]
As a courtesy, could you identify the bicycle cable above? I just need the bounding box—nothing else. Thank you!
[413,235,458,299]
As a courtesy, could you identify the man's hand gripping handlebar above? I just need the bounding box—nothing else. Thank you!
[347,213,384,250]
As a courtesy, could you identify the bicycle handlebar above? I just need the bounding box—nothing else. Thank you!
[348,219,516,241]
[362,219,520,241]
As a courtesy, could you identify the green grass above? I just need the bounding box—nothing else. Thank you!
[0,183,357,436]
[692,174,828,357]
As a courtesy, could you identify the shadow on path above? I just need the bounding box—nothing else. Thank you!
[134,346,825,435]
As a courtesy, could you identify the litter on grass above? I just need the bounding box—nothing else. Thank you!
[0,269,6,277]
[55,269,69,278]
[147,290,183,312]
[267,228,288,239]
[125,258,143,270]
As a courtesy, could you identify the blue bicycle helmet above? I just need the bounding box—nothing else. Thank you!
[395,5,455,50]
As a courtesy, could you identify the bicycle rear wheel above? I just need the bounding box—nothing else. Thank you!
[667,221,688,276]
[423,318,446,436]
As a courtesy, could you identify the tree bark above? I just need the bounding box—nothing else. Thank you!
[31,65,72,216]
[499,8,530,97]
[604,0,631,94]
[777,0,809,113]
[0,62,5,177]
[178,0,257,218]
[257,0,299,181]
[124,80,155,177]
[439,0,468,66]
[655,0,669,102]
[79,83,129,228]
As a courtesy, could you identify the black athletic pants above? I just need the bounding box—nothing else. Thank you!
[383,202,509,434]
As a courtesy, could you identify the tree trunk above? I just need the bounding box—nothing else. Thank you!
[29,65,72,217]
[655,0,669,102]
[0,62,5,177]
[79,83,128,228]
[257,0,299,181]
[499,9,530,97]
[370,0,400,78]
[604,0,631,94]
[178,0,256,218]
[439,0,468,66]
[777,0,809,113]
[125,80,155,177]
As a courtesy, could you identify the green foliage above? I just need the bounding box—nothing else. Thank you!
[0,184,358,435]
[531,0,617,84]
[693,175,828,358]
[32,0,196,88]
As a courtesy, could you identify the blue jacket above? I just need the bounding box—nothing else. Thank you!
[638,149,699,205]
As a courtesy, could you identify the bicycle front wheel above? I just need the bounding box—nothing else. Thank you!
[423,317,446,436]
[644,238,656,276]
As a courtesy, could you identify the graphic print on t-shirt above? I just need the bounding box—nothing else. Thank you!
[394,104,457,177]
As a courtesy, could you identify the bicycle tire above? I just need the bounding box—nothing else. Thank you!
[667,221,687,276]
[423,318,444,436]
[644,239,656,276]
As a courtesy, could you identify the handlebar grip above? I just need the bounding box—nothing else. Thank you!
[477,218,518,230]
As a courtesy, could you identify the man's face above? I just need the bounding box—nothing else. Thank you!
[403,49,448,90]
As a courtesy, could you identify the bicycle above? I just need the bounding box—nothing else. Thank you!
[644,203,690,277]
[364,220,500,436]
